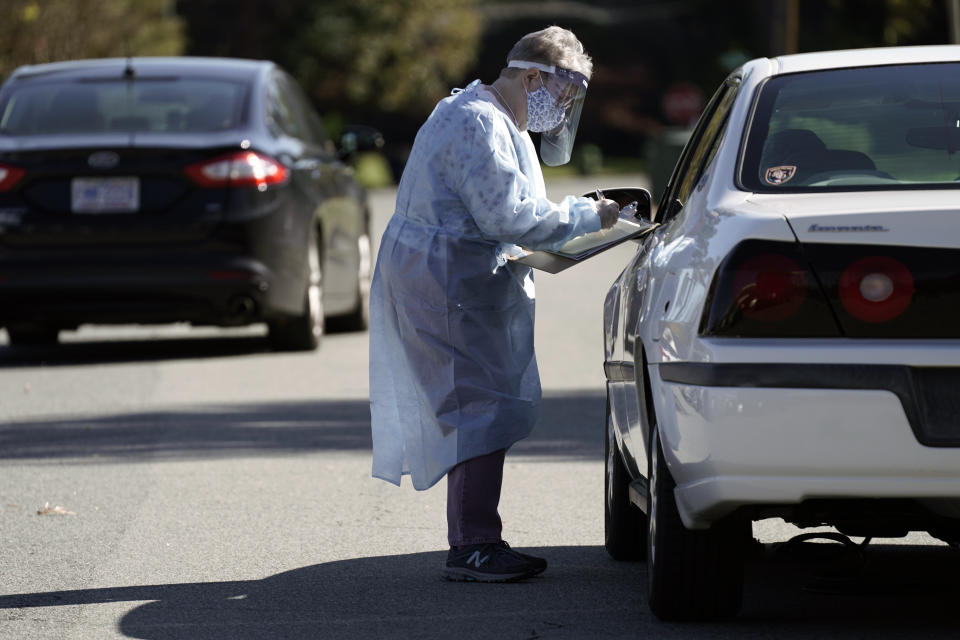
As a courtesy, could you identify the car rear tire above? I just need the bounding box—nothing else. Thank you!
[605,398,647,560]
[646,422,748,621]
[7,325,59,347]
[269,232,323,352]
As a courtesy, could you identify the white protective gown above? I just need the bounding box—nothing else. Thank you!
[369,80,602,490]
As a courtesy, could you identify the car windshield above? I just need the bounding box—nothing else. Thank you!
[0,78,248,135]
[742,62,960,191]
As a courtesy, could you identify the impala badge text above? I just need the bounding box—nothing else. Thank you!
[808,223,889,232]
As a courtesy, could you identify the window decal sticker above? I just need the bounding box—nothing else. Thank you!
[765,165,797,185]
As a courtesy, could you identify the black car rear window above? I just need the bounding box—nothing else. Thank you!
[742,62,960,191]
[0,78,249,135]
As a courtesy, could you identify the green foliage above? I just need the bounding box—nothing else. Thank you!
[292,0,482,115]
[0,0,185,80]
[882,0,938,45]
[353,152,395,188]
[806,0,946,51]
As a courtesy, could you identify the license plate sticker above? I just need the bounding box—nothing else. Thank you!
[71,177,139,213]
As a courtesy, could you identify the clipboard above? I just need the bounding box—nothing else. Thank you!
[510,187,657,273]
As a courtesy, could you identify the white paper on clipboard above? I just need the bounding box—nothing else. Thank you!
[509,206,658,273]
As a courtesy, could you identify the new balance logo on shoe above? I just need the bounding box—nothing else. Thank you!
[466,550,489,568]
[444,541,545,582]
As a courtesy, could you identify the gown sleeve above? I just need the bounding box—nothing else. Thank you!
[450,110,602,252]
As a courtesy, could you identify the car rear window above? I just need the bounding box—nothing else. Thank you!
[0,78,249,135]
[742,63,960,191]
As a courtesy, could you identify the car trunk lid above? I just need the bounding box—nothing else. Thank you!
[0,133,245,247]
[742,190,960,249]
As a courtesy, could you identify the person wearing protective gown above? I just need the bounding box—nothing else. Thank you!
[369,26,619,582]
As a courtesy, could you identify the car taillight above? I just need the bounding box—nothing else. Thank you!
[837,256,914,323]
[0,163,25,192]
[700,240,840,337]
[705,241,952,338]
[732,254,808,322]
[184,152,288,190]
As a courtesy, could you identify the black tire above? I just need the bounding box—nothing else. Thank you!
[605,398,646,560]
[7,325,59,347]
[646,422,748,621]
[326,232,371,333]
[269,232,323,352]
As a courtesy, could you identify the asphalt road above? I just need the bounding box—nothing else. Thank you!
[1,175,959,639]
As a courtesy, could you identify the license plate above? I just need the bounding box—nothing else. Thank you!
[71,177,139,213]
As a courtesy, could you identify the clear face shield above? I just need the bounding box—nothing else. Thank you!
[508,60,589,166]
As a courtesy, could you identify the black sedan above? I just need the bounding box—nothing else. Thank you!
[0,57,376,350]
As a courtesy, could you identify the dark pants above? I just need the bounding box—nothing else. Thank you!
[446,448,507,548]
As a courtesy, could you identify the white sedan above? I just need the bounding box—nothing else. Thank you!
[600,45,960,621]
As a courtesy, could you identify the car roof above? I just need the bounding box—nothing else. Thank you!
[6,57,275,83]
[771,44,960,75]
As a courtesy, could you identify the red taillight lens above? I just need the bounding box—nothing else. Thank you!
[184,152,288,189]
[732,254,808,322]
[838,255,914,323]
[700,240,840,337]
[708,241,955,338]
[0,163,25,192]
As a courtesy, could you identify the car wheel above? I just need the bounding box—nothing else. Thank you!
[7,325,59,347]
[268,231,323,352]
[605,397,646,560]
[327,231,371,333]
[646,421,748,621]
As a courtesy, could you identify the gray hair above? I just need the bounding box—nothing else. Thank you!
[505,26,593,78]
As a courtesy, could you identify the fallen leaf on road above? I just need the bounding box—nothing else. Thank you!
[37,502,76,516]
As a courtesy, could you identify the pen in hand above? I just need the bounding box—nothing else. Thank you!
[593,188,619,230]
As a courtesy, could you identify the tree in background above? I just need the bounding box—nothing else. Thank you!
[178,0,481,119]
[293,0,481,115]
[0,0,185,80]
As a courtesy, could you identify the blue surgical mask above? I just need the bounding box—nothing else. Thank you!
[526,81,565,133]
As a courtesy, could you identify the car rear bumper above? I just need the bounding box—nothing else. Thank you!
[0,256,291,328]
[654,362,960,529]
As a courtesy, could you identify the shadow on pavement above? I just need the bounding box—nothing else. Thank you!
[1,544,959,639]
[0,390,606,462]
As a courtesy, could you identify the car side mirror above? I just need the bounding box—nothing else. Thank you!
[339,124,385,159]
[583,187,653,222]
